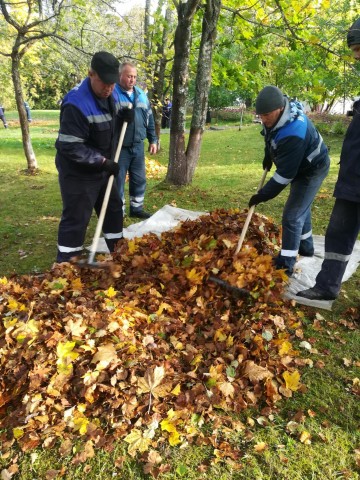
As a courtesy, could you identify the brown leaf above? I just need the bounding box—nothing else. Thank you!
[243,361,273,382]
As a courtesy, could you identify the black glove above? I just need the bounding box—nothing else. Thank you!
[102,159,120,177]
[248,193,266,208]
[118,107,135,124]
[262,156,273,171]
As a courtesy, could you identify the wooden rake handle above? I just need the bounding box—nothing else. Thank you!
[234,168,268,255]
[88,113,130,265]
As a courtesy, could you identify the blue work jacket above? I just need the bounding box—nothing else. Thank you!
[115,84,157,147]
[259,99,329,200]
[55,77,121,176]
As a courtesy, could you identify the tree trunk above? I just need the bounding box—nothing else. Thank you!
[152,5,174,149]
[186,0,221,180]
[144,0,151,65]
[11,53,38,172]
[166,0,201,185]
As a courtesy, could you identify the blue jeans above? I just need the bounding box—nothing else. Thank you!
[275,159,330,274]
[315,198,360,297]
[116,143,146,213]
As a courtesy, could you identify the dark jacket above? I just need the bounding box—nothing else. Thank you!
[55,78,121,177]
[334,99,360,202]
[114,84,157,147]
[259,99,329,200]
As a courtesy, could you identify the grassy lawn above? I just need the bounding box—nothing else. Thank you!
[0,111,359,479]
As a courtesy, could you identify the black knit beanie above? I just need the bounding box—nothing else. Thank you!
[347,18,360,47]
[255,86,285,115]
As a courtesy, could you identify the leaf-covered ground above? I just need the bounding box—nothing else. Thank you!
[1,209,319,475]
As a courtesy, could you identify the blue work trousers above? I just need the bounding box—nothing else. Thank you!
[315,198,360,297]
[275,159,329,274]
[57,172,123,262]
[116,143,146,214]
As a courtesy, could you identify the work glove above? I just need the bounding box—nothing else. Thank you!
[102,159,120,177]
[118,107,135,124]
[262,155,273,171]
[248,193,267,208]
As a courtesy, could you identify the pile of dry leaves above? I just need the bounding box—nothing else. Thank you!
[0,209,309,474]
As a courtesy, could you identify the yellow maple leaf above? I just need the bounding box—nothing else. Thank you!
[127,240,138,255]
[104,286,117,298]
[171,384,181,396]
[56,341,79,374]
[73,416,90,435]
[57,341,79,361]
[283,370,301,391]
[7,297,20,312]
[3,317,17,329]
[156,302,173,315]
[299,430,311,445]
[0,276,8,285]
[185,268,204,284]
[160,418,177,433]
[169,430,181,446]
[278,340,293,356]
[124,428,151,456]
[13,427,24,439]
[190,353,203,366]
[226,334,234,347]
[254,441,268,452]
[71,278,83,291]
[214,328,227,342]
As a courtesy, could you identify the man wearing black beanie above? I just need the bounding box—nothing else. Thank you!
[248,86,330,276]
[297,18,360,301]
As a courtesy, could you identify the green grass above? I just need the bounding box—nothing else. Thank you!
[0,111,359,479]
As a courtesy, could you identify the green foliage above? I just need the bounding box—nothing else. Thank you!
[331,120,348,135]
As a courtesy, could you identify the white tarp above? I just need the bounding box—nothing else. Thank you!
[95,204,205,249]
[94,205,360,311]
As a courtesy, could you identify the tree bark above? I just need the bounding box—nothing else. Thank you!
[152,5,174,148]
[166,0,200,185]
[186,0,221,180]
[144,0,152,64]
[166,0,221,185]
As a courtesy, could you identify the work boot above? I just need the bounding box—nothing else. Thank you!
[296,287,336,301]
[129,208,151,219]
